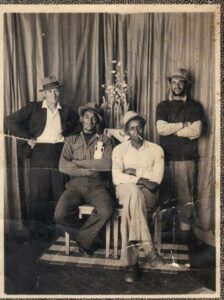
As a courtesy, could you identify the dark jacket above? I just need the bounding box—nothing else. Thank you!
[4,101,81,158]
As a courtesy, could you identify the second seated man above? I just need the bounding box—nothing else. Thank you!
[54,102,114,256]
[112,111,165,283]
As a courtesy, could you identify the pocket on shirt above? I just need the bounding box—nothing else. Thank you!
[71,143,85,160]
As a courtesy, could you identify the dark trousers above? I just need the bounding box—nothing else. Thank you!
[29,143,66,226]
[160,160,197,225]
[54,180,114,249]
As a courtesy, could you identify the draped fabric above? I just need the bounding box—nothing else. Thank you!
[4,13,215,234]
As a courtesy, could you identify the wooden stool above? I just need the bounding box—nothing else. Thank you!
[65,204,111,258]
[112,207,163,258]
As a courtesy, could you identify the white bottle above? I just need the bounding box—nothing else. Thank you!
[94,141,104,159]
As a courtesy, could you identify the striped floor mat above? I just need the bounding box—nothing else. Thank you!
[39,236,190,272]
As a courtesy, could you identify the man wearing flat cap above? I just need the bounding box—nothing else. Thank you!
[156,68,204,244]
[112,111,165,283]
[54,102,113,256]
[4,75,80,238]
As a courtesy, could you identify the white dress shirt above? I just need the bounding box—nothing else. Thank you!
[37,100,64,143]
[112,140,164,186]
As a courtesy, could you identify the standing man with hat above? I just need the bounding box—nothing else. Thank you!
[156,68,204,244]
[54,102,113,256]
[112,111,165,283]
[4,75,81,238]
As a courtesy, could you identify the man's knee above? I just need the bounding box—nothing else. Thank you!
[117,183,141,199]
[94,193,114,220]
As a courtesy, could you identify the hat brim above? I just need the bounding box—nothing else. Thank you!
[167,76,191,84]
[39,84,64,92]
[124,115,146,131]
[78,106,102,123]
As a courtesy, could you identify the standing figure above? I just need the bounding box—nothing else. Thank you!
[112,111,165,283]
[54,102,114,256]
[4,75,80,238]
[156,68,204,244]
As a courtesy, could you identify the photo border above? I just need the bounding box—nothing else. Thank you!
[0,2,222,299]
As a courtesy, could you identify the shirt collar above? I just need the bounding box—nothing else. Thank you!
[169,94,187,102]
[81,131,99,145]
[128,139,146,151]
[42,99,62,110]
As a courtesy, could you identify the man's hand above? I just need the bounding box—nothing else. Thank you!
[123,168,136,176]
[28,138,36,149]
[74,160,82,166]
[137,178,159,192]
[182,122,191,128]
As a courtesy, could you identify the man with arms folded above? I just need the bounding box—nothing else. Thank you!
[112,111,164,283]
[54,102,113,256]
[156,68,204,245]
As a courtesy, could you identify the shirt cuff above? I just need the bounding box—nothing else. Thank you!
[136,169,143,178]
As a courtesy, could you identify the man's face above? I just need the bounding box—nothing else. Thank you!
[126,118,144,142]
[170,77,187,96]
[44,88,60,105]
[81,110,98,133]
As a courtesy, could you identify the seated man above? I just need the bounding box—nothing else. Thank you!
[54,102,114,256]
[112,111,165,283]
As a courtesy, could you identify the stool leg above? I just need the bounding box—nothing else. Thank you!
[105,220,111,258]
[113,215,119,259]
[65,232,70,255]
[156,212,162,255]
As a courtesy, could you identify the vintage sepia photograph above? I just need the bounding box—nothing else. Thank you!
[2,4,221,298]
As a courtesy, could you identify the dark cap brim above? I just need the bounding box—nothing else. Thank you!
[124,115,146,131]
[78,106,102,123]
[167,76,191,83]
[39,84,64,92]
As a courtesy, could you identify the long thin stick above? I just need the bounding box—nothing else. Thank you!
[2,133,30,142]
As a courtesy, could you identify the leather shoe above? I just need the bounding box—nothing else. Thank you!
[76,240,93,257]
[124,264,139,283]
[149,254,165,268]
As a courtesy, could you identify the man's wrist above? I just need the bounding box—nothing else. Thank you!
[136,169,143,178]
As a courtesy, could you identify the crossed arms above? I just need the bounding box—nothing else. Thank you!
[112,144,164,192]
[156,120,202,139]
[59,137,113,177]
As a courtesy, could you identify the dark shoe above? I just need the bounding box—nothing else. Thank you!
[91,238,105,251]
[149,254,165,268]
[124,264,139,283]
[76,240,94,257]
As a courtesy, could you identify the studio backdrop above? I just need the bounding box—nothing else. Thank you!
[4,13,215,236]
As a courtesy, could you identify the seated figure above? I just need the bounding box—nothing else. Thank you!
[112,111,165,283]
[54,102,114,256]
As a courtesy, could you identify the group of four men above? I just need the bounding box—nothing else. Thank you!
[5,68,204,283]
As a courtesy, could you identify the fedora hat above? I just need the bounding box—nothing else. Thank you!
[123,111,146,131]
[39,75,63,92]
[167,68,192,84]
[78,102,102,123]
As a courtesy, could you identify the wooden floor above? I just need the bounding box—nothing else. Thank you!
[4,233,216,295]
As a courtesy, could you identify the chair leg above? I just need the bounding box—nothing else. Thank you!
[156,211,162,255]
[113,215,119,259]
[65,232,70,255]
[105,220,111,258]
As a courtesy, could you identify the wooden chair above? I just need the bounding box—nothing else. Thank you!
[111,207,162,258]
[65,204,111,258]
